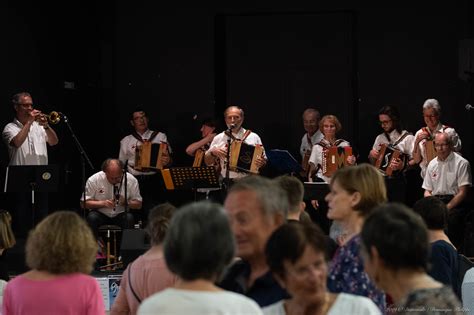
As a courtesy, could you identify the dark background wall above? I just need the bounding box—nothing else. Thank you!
[1,1,473,210]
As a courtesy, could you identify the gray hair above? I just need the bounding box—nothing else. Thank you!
[164,201,235,281]
[422,98,441,115]
[435,132,453,147]
[224,105,245,118]
[228,176,289,219]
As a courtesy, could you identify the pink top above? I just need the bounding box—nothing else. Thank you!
[111,252,177,315]
[2,273,105,315]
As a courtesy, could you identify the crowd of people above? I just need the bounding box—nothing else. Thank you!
[0,91,472,313]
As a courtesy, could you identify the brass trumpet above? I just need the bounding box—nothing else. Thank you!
[35,111,62,125]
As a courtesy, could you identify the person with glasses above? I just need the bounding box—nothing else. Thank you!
[422,132,471,253]
[368,105,415,203]
[2,92,59,237]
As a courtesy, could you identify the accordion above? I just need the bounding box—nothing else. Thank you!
[374,144,406,176]
[135,141,168,170]
[424,140,437,164]
[322,146,352,177]
[192,149,205,167]
[229,141,264,174]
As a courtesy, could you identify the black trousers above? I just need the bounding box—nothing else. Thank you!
[86,210,134,239]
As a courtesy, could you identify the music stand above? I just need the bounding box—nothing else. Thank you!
[303,182,330,201]
[161,166,220,192]
[4,165,59,230]
[266,149,303,175]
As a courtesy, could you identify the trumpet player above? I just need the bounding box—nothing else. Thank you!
[2,92,59,237]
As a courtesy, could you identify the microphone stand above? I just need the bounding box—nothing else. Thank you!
[61,114,94,217]
[224,127,233,191]
[123,160,129,213]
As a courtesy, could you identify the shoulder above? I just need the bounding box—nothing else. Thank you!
[332,293,381,315]
[262,300,285,315]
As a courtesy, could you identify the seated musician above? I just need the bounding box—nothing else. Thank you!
[119,107,171,223]
[422,132,472,253]
[185,117,217,165]
[412,99,462,179]
[204,106,266,183]
[368,105,415,203]
[300,108,323,178]
[81,158,142,238]
[307,114,356,236]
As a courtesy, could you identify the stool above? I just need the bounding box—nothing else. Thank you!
[98,225,122,270]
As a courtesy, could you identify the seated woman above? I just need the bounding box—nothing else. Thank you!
[111,203,178,315]
[0,210,16,281]
[2,211,104,315]
[413,197,459,297]
[138,201,262,315]
[361,203,461,313]
[263,221,380,315]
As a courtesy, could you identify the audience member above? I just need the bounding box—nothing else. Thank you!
[325,163,387,312]
[263,221,380,315]
[219,176,289,307]
[138,201,262,315]
[361,203,462,314]
[111,203,178,315]
[413,196,459,295]
[0,210,15,281]
[2,211,104,314]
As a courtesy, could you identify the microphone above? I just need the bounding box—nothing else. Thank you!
[113,185,120,211]
[466,104,474,111]
[228,123,236,130]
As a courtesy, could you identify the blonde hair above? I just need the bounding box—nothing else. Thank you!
[26,211,97,274]
[319,115,342,133]
[331,163,387,216]
[0,211,15,249]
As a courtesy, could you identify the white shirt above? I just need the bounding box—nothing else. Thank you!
[82,171,142,218]
[308,139,350,183]
[371,129,414,157]
[138,288,263,315]
[422,152,472,196]
[262,293,381,315]
[462,267,474,315]
[300,130,324,157]
[207,127,265,179]
[119,129,170,176]
[414,123,461,178]
[2,119,49,165]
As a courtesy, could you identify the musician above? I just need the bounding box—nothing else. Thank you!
[2,92,59,237]
[185,117,217,163]
[204,106,266,182]
[118,107,171,223]
[368,105,415,203]
[82,158,142,238]
[308,114,356,184]
[412,98,462,179]
[422,132,472,252]
[300,108,323,177]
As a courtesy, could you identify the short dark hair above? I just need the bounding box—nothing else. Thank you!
[378,105,402,133]
[413,197,447,230]
[266,221,327,278]
[273,175,304,215]
[361,203,429,272]
[129,107,147,120]
[146,202,176,245]
[201,117,217,128]
[164,201,235,281]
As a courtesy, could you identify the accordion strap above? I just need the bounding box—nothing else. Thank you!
[392,131,411,147]
[240,129,252,142]
[131,131,160,143]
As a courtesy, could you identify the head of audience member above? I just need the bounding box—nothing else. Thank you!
[360,203,430,296]
[422,98,441,130]
[224,176,288,264]
[378,105,402,134]
[164,201,234,282]
[224,106,244,131]
[266,221,329,307]
[102,158,124,185]
[0,210,16,251]
[433,132,453,160]
[302,108,321,137]
[319,115,342,139]
[130,107,149,134]
[200,117,217,138]
[26,211,97,275]
[325,163,387,223]
[147,203,176,246]
[413,197,448,231]
[273,175,305,221]
[12,92,34,121]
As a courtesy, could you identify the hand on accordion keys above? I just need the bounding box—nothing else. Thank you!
[389,157,404,171]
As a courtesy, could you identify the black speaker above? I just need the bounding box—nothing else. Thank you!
[120,229,150,268]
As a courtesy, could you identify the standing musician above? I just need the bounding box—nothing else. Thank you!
[412,98,462,179]
[118,107,171,224]
[300,108,323,177]
[368,105,415,203]
[204,106,266,183]
[185,117,217,166]
[2,92,59,237]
